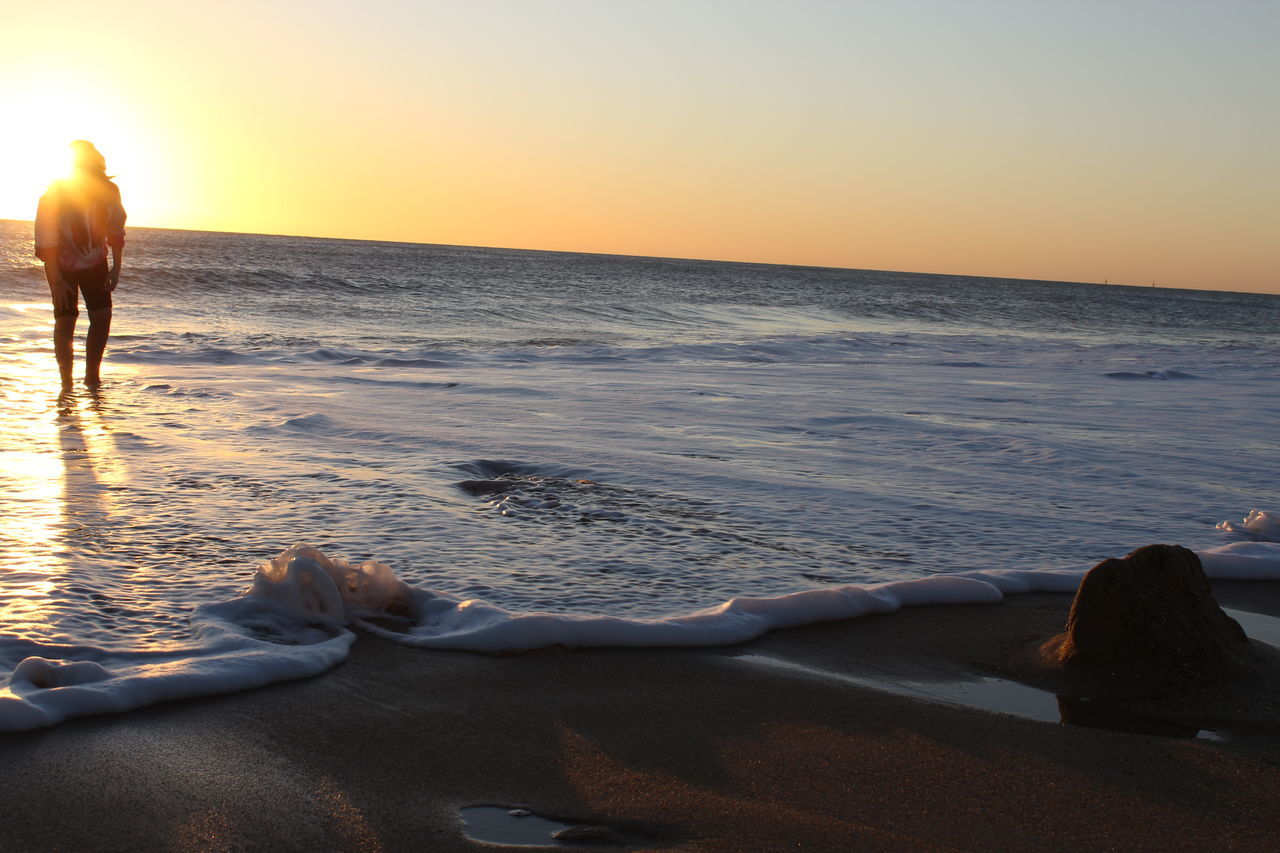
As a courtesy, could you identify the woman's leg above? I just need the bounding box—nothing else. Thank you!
[54,314,77,388]
[84,306,112,386]
[65,261,113,387]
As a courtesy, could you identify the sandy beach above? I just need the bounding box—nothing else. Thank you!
[1,582,1277,852]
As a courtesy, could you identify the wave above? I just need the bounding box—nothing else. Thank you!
[5,511,1279,732]
[104,332,902,373]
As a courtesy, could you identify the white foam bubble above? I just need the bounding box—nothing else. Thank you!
[251,544,411,624]
[1215,509,1280,542]
[11,657,112,688]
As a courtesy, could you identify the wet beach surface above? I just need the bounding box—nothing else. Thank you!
[2,585,1278,851]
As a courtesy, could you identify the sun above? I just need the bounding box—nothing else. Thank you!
[0,83,161,222]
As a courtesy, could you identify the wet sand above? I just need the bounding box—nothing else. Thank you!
[2,583,1279,851]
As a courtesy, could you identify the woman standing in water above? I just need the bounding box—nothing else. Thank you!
[34,140,127,388]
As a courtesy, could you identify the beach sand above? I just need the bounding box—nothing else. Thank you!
[2,583,1279,852]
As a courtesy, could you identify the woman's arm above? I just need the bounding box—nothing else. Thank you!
[106,186,126,292]
[39,251,75,314]
[34,189,74,313]
[108,245,123,291]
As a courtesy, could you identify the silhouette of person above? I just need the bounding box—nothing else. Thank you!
[34,140,127,388]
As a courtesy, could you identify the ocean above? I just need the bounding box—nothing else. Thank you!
[2,218,1279,730]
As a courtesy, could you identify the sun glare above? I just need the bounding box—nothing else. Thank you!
[0,83,160,222]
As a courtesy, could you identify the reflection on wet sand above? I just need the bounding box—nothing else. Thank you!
[1055,695,1200,738]
[737,652,1222,740]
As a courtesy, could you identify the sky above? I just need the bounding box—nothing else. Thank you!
[1,0,1276,293]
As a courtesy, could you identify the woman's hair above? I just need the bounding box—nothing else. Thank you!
[70,140,109,179]
[65,140,118,202]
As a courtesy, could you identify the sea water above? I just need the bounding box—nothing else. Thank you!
[1,220,1278,729]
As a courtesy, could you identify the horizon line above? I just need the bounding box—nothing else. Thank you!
[1,217,1262,298]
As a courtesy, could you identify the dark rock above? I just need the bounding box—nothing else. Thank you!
[1047,544,1248,676]
[456,479,518,496]
[551,824,621,844]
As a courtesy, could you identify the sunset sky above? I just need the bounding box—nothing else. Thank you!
[2,1,1276,293]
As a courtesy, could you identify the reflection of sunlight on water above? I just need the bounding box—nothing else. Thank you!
[63,391,127,492]
[0,358,65,638]
[0,448,63,631]
[0,341,126,640]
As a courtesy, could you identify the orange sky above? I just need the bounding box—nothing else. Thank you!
[2,1,1276,293]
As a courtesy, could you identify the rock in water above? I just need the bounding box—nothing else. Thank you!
[1051,544,1248,674]
[456,479,518,496]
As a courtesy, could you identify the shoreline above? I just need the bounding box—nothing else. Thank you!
[2,584,1279,850]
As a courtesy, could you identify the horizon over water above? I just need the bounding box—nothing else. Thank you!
[6,217,1268,298]
[2,219,1279,729]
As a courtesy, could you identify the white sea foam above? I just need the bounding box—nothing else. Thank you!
[1200,511,1280,578]
[0,601,354,732]
[7,530,1279,732]
[1215,508,1280,541]
[1199,542,1280,579]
